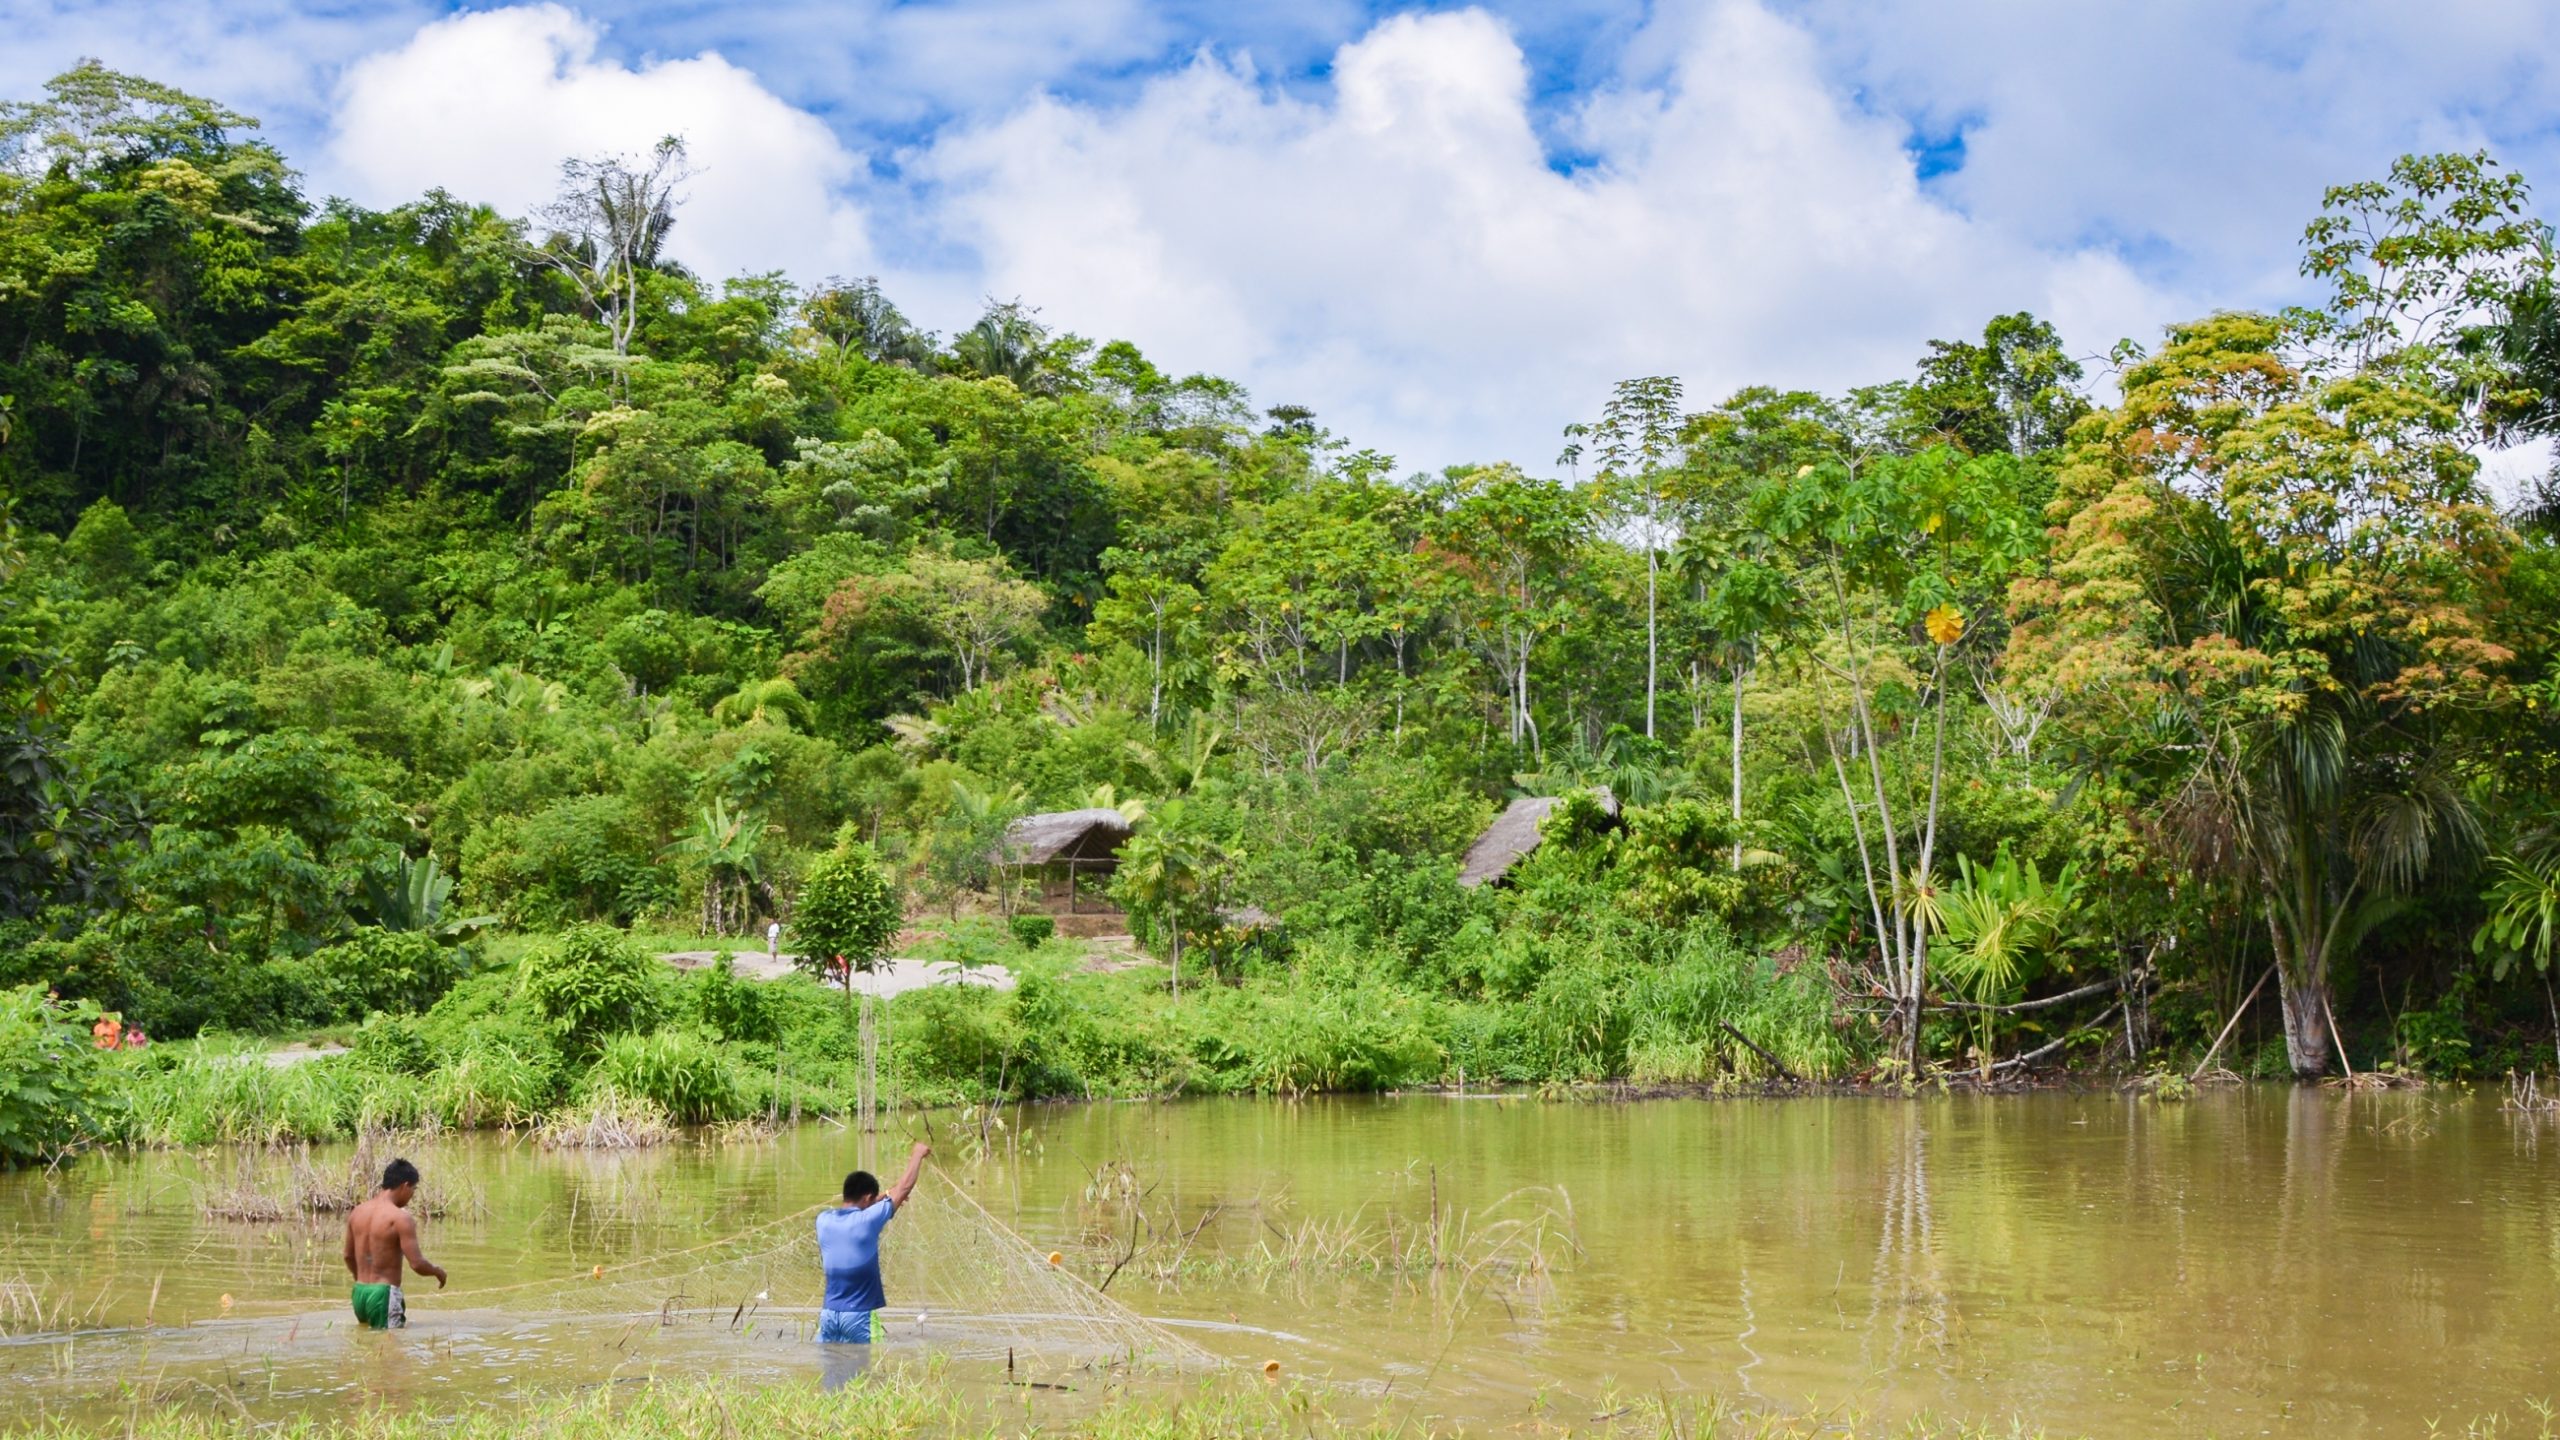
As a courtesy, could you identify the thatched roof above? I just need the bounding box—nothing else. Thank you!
[1456,786,1618,889]
[998,809,1134,866]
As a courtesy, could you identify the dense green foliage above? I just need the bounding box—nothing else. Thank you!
[794,834,901,980]
[0,984,103,1164]
[7,67,2560,1156]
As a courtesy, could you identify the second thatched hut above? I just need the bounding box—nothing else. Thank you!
[1455,786,1620,889]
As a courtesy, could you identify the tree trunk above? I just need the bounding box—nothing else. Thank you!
[1729,658,1746,871]
[1644,547,1658,740]
[2274,956,2333,1078]
[1149,603,1165,729]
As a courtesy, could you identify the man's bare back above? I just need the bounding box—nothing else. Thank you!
[344,1194,431,1284]
[343,1159,445,1330]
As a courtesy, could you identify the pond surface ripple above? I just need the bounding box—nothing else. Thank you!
[3,1088,2555,1436]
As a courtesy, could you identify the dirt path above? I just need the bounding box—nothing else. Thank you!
[261,1042,350,1067]
[658,950,1016,996]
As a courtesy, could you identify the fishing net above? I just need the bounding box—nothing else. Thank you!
[363,1166,1216,1370]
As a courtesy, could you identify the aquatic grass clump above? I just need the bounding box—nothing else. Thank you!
[532,1085,674,1149]
[196,1134,464,1221]
[701,1115,776,1146]
[0,1272,109,1338]
[1071,1156,1579,1309]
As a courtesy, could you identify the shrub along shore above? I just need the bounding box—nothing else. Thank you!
[13,913,1852,1154]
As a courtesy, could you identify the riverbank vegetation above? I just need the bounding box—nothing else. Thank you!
[11,66,2560,1163]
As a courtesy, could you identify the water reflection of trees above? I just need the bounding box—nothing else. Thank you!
[1862,1109,1953,1376]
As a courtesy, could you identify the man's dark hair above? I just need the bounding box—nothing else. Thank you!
[843,1170,880,1202]
[383,1158,421,1191]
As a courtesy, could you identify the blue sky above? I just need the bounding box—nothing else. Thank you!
[10,1,2560,472]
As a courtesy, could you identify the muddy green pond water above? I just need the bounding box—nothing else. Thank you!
[3,1089,2558,1435]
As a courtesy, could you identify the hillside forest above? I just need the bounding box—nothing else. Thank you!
[11,65,2560,1156]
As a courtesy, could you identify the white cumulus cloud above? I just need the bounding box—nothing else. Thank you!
[908,2,2173,468]
[320,4,876,286]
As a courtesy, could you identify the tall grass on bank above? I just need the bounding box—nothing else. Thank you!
[90,925,1856,1153]
[120,1046,428,1147]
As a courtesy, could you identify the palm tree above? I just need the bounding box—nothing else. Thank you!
[1932,846,2086,1068]
[1111,803,1234,1000]
[930,777,1027,917]
[953,301,1053,392]
[711,677,815,731]
[2147,508,2480,1075]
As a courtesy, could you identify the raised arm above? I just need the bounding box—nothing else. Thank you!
[886,1141,931,1207]
[398,1210,448,1289]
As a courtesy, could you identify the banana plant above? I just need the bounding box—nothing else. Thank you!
[363,853,497,942]
[663,799,768,937]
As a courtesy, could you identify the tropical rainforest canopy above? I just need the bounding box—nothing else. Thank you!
[9,62,2560,1118]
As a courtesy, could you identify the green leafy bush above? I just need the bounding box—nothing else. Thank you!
[1008,914,1055,949]
[890,985,1020,1102]
[347,1013,436,1076]
[518,924,664,1046]
[0,984,106,1165]
[307,929,473,1020]
[463,796,672,927]
[794,838,901,980]
[677,954,775,1043]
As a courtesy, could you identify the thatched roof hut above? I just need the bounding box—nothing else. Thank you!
[1456,786,1619,889]
[998,809,1135,867]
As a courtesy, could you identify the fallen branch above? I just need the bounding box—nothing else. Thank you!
[1717,1022,1800,1083]
[2325,994,2354,1080]
[1939,969,2146,1014]
[1993,1001,2123,1073]
[2191,965,2274,1082]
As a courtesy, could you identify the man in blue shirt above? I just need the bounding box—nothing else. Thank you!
[815,1140,930,1344]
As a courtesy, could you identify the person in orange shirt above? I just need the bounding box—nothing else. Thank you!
[91,1014,121,1050]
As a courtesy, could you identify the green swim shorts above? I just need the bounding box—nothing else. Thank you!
[350,1282,406,1330]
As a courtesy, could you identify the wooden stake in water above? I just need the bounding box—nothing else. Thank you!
[858,988,879,1139]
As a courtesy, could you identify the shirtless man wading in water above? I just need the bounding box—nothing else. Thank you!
[343,1158,447,1330]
